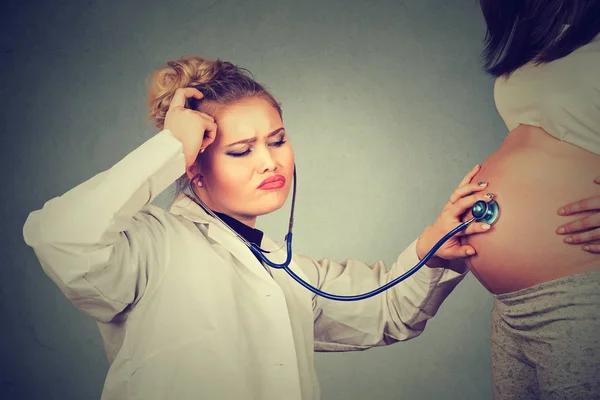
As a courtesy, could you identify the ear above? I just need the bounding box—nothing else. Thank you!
[186,162,201,181]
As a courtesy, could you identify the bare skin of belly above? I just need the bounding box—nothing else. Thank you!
[461,124,600,295]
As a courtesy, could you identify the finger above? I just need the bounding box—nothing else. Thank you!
[200,121,218,151]
[457,221,492,236]
[558,195,600,215]
[169,88,204,110]
[556,214,600,234]
[456,164,482,188]
[197,112,215,122]
[449,181,488,204]
[595,176,600,184]
[561,227,600,245]
[451,192,495,218]
[582,243,600,253]
[444,245,477,259]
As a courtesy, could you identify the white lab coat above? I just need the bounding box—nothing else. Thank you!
[23,130,467,400]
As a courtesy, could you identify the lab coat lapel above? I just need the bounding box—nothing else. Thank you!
[261,236,311,285]
[205,223,279,286]
[169,194,278,286]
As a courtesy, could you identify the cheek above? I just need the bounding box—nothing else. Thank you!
[208,158,253,196]
[281,146,295,168]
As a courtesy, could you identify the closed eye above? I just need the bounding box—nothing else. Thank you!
[228,148,251,157]
[270,139,287,147]
[227,136,287,158]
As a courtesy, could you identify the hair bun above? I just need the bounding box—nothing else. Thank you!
[147,56,223,128]
[147,55,280,135]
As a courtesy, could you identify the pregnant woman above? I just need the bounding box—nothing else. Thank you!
[461,1,600,399]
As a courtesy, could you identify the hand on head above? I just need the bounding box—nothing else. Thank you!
[164,87,218,168]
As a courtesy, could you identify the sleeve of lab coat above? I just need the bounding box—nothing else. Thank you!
[294,239,467,351]
[22,130,186,323]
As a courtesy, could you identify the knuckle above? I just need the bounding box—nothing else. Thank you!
[562,224,573,233]
[452,198,464,209]
[567,203,579,213]
[581,199,590,209]
[564,224,577,234]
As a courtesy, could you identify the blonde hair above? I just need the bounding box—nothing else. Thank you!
[146,56,283,195]
[147,56,282,129]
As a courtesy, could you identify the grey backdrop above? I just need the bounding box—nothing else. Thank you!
[1,0,506,399]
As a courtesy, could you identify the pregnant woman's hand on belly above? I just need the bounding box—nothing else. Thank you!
[556,175,600,253]
[416,164,495,270]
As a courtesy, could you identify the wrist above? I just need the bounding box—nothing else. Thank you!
[416,227,433,261]
[417,228,450,269]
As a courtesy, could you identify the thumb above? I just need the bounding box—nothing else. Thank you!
[447,246,476,259]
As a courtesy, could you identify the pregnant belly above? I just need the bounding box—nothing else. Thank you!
[461,125,600,294]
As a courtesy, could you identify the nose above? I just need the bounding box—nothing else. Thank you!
[256,145,277,173]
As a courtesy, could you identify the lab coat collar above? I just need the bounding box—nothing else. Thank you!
[168,193,298,287]
[168,193,217,225]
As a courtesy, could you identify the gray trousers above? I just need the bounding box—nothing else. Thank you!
[491,270,600,400]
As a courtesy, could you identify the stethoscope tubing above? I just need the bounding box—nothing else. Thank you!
[189,166,492,302]
[250,219,474,301]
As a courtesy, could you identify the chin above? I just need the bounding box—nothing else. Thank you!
[257,200,286,216]
[254,192,289,216]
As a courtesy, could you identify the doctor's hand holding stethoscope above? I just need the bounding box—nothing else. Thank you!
[415,163,494,272]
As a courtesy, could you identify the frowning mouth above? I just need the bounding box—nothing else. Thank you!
[258,174,286,190]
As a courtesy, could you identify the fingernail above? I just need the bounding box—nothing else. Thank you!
[557,227,566,234]
[558,208,566,215]
[564,236,573,243]
[466,249,476,255]
[485,193,494,199]
[200,148,205,154]
[478,181,487,187]
[583,245,591,251]
[481,224,491,230]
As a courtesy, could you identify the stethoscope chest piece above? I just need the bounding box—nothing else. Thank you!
[471,199,500,225]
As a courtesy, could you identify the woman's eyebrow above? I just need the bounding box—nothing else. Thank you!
[224,128,285,147]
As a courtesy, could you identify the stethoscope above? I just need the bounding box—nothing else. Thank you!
[189,166,500,301]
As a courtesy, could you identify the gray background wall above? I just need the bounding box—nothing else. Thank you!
[1,0,507,399]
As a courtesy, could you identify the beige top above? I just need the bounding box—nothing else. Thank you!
[494,33,600,155]
[22,130,466,400]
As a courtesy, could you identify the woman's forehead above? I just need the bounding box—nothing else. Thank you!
[214,98,283,143]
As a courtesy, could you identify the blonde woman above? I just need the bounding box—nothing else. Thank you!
[23,57,494,399]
